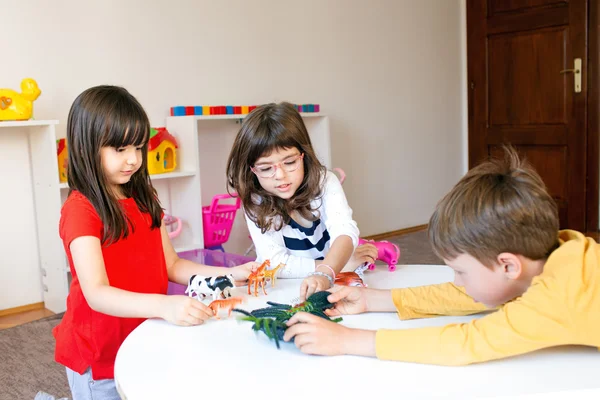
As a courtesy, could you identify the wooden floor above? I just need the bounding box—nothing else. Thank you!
[0,308,55,330]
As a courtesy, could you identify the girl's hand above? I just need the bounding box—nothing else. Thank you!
[300,274,331,302]
[348,243,378,269]
[230,262,260,284]
[324,286,369,316]
[284,312,376,357]
[160,295,214,326]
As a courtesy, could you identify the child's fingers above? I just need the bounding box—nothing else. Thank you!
[286,311,319,326]
[299,281,309,302]
[324,308,341,316]
[327,286,351,303]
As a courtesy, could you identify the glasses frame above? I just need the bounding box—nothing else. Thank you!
[251,153,305,179]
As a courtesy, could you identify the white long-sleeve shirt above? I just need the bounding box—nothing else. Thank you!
[246,171,359,278]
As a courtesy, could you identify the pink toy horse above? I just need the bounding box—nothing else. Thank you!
[358,238,401,271]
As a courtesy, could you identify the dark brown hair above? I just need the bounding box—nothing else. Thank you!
[66,85,162,244]
[226,102,327,232]
[428,146,559,265]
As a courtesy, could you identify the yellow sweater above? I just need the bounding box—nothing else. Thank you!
[375,230,600,365]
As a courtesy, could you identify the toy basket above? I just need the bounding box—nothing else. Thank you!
[202,193,241,249]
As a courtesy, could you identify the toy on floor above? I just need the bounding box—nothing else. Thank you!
[248,260,269,297]
[263,263,285,287]
[358,238,401,271]
[163,214,182,239]
[147,127,178,174]
[233,291,342,349]
[185,274,235,301]
[334,271,367,287]
[209,297,245,319]
[0,78,41,121]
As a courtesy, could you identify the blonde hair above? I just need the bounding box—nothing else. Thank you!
[428,147,559,265]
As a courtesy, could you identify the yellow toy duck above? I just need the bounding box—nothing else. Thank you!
[0,78,41,121]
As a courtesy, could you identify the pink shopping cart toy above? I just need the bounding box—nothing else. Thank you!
[203,193,241,251]
[358,238,401,271]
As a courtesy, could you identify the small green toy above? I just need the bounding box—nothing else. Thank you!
[234,291,343,349]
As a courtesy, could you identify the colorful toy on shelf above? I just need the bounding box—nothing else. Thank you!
[358,238,401,271]
[163,214,182,239]
[147,127,178,175]
[233,291,342,349]
[185,274,235,301]
[202,193,241,251]
[0,78,41,121]
[208,297,245,319]
[247,260,269,297]
[263,263,285,288]
[56,138,68,183]
[170,103,320,117]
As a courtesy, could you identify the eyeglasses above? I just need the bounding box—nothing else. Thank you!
[251,153,304,178]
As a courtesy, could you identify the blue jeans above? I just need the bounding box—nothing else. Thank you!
[66,367,121,400]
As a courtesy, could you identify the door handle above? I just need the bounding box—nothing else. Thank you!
[560,58,582,93]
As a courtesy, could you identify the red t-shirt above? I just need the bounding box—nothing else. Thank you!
[53,191,168,380]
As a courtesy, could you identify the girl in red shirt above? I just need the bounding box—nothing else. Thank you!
[53,85,258,400]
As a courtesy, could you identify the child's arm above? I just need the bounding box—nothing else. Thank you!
[375,285,573,365]
[70,236,213,325]
[160,224,257,285]
[319,171,360,273]
[391,282,490,320]
[287,283,574,364]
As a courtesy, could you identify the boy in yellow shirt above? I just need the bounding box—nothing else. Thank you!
[283,148,600,365]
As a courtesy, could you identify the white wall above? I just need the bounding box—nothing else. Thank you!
[2,0,464,237]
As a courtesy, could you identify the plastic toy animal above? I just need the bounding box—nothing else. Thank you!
[163,214,182,239]
[185,274,235,301]
[208,296,245,319]
[263,263,285,287]
[248,260,269,297]
[358,238,401,271]
[234,291,342,349]
[0,78,41,121]
[334,271,367,287]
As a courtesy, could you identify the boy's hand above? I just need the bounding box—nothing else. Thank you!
[160,295,214,326]
[300,274,331,302]
[348,243,378,269]
[283,312,377,357]
[325,286,369,316]
[230,262,260,285]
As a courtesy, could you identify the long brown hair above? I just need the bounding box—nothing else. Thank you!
[428,146,559,265]
[226,102,327,232]
[66,85,162,245]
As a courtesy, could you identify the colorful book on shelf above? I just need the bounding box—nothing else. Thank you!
[170,103,320,117]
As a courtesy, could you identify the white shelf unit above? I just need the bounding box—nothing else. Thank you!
[0,120,66,313]
[164,113,331,256]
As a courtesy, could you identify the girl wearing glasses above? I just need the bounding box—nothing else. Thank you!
[227,102,377,301]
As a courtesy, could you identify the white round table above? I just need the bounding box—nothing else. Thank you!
[115,265,600,399]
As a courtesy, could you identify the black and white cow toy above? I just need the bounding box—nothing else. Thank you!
[185,274,235,301]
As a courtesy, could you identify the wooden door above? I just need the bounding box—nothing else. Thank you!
[467,0,588,230]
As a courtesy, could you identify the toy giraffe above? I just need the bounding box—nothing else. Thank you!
[248,260,269,297]
[263,263,285,288]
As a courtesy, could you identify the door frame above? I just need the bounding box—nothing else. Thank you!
[467,0,600,232]
[587,0,599,231]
